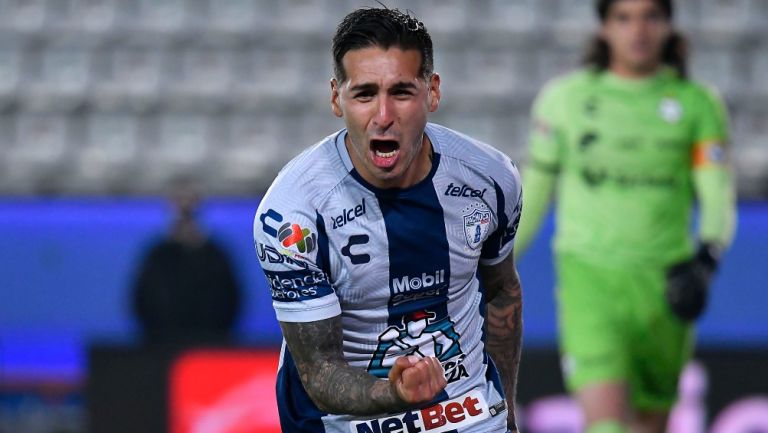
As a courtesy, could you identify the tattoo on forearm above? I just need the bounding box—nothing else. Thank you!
[480,254,523,426]
[280,317,409,415]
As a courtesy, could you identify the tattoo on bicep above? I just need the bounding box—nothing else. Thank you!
[480,255,523,354]
[485,267,522,345]
[480,253,522,304]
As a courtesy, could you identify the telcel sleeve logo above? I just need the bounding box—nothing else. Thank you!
[349,389,490,433]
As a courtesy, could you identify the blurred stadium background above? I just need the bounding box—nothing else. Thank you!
[0,1,765,432]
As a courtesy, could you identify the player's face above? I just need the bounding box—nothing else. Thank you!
[601,0,672,76]
[331,47,441,189]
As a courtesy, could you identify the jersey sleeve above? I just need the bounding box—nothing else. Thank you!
[690,86,737,247]
[528,80,567,173]
[480,159,523,266]
[691,85,729,169]
[513,80,565,257]
[254,193,341,323]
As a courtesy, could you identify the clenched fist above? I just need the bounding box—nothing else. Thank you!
[388,355,447,404]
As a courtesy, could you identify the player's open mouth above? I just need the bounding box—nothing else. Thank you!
[370,139,400,169]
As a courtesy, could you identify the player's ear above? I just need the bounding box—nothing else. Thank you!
[331,78,343,118]
[427,73,441,113]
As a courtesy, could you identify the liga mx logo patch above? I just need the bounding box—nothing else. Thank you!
[462,204,491,250]
[278,222,316,254]
[259,208,317,254]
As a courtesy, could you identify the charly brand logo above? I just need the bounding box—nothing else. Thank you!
[258,208,317,254]
[367,310,468,384]
[332,198,367,230]
[259,208,283,237]
[444,183,486,198]
[462,203,492,250]
[341,234,370,265]
[659,97,682,123]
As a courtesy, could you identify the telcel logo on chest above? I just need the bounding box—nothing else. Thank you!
[350,390,490,433]
[332,198,367,229]
[444,183,486,198]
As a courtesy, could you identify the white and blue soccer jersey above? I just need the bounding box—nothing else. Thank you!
[254,123,522,433]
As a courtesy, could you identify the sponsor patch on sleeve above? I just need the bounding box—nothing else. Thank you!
[263,269,332,302]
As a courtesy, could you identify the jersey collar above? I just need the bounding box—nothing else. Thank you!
[601,67,674,92]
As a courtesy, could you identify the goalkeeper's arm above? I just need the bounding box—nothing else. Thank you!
[513,162,557,260]
[666,142,736,321]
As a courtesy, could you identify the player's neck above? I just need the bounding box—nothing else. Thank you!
[609,61,661,80]
[405,134,433,186]
[409,133,434,183]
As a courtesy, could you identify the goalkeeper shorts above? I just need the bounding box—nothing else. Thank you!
[555,252,693,410]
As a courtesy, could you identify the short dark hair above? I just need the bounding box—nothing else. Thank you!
[584,0,688,78]
[332,8,434,83]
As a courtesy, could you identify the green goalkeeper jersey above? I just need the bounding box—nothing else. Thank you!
[524,68,730,266]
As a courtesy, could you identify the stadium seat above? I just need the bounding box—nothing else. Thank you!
[230,47,302,107]
[164,44,234,111]
[699,0,754,33]
[91,44,165,111]
[690,47,737,99]
[68,112,141,193]
[0,0,47,35]
[3,112,71,191]
[23,42,92,112]
[483,0,540,33]
[133,0,189,36]
[206,0,259,37]
[750,46,768,97]
[551,0,597,45]
[0,42,21,107]
[76,0,123,36]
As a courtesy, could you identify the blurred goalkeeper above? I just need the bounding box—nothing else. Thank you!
[514,0,736,432]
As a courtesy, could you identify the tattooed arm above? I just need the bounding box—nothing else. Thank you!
[479,252,523,432]
[279,316,446,415]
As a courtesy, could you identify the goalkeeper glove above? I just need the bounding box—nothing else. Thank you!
[665,243,721,322]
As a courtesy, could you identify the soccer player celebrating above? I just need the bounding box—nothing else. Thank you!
[254,8,524,433]
[515,1,736,432]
